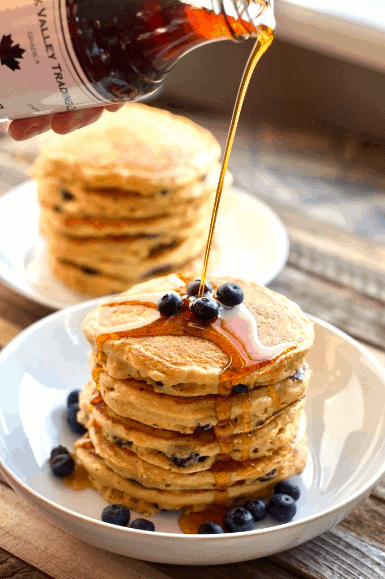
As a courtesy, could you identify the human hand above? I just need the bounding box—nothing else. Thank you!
[5,104,124,141]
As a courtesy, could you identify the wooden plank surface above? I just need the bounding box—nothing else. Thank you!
[0,548,50,579]
[0,483,170,579]
[1,477,384,579]
[270,527,385,579]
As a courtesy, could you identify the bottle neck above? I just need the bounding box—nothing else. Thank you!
[152,0,275,70]
[194,0,275,40]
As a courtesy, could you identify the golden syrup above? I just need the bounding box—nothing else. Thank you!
[240,394,252,461]
[179,505,229,534]
[61,453,94,491]
[211,461,234,503]
[197,28,274,298]
[214,395,234,458]
[89,394,103,413]
[268,385,280,408]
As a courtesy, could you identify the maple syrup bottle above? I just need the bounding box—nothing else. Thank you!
[0,0,273,121]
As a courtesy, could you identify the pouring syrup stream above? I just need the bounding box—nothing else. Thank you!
[197,28,274,298]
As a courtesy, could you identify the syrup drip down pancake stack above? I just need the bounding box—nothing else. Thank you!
[32,104,231,297]
[74,274,314,515]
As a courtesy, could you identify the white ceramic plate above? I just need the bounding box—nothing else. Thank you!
[0,180,289,310]
[1,302,385,565]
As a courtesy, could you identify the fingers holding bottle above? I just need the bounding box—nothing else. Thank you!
[7,103,125,141]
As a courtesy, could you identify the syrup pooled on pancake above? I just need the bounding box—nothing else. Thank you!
[92,279,296,393]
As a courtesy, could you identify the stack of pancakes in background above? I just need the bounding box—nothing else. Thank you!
[75,274,314,516]
[32,104,231,297]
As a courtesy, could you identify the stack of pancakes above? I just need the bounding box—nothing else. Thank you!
[75,274,314,516]
[32,104,231,297]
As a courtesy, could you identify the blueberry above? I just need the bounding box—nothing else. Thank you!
[170,453,199,467]
[128,478,144,486]
[223,507,254,533]
[66,389,80,408]
[67,403,87,435]
[81,266,98,275]
[258,468,277,482]
[197,423,212,431]
[113,436,128,446]
[190,296,219,320]
[268,494,297,523]
[232,384,248,394]
[290,370,305,382]
[60,189,75,201]
[51,454,75,477]
[198,521,224,534]
[101,504,130,526]
[50,445,70,461]
[186,279,213,296]
[274,480,301,501]
[216,283,244,307]
[244,499,268,522]
[157,291,182,316]
[130,518,155,531]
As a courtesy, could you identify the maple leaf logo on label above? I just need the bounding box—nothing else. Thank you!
[0,34,26,71]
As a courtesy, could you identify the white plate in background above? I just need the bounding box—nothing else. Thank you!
[0,180,289,310]
[0,308,384,564]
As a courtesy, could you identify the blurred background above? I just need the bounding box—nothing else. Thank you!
[0,0,384,344]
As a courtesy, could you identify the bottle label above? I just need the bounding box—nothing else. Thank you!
[0,0,109,120]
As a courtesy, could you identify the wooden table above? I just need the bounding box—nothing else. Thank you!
[0,106,384,579]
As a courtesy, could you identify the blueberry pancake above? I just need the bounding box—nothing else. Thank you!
[78,380,305,469]
[39,195,212,238]
[36,165,232,219]
[83,275,315,393]
[46,244,221,298]
[82,365,309,433]
[33,103,222,193]
[46,229,208,279]
[86,417,305,490]
[75,436,308,515]
[42,228,181,265]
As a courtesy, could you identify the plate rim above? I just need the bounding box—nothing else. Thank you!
[1,302,385,540]
[0,180,289,310]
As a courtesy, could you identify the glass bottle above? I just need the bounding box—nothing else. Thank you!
[0,0,274,120]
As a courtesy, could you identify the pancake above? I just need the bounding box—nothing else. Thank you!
[40,195,212,238]
[75,436,308,515]
[36,165,232,219]
[47,244,222,298]
[84,363,309,433]
[33,103,222,192]
[78,379,305,470]
[83,274,315,392]
[46,255,191,298]
[87,416,305,490]
[42,229,181,265]
[46,229,208,279]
